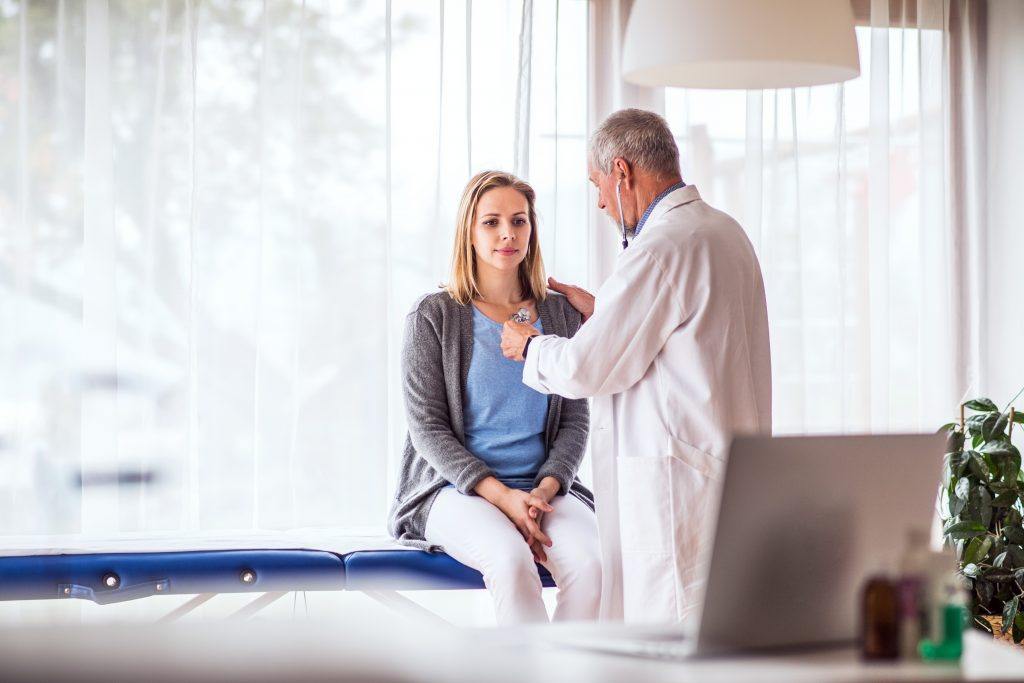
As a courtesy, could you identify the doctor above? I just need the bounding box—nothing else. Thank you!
[500,108,772,624]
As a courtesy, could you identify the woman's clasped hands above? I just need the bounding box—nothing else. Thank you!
[490,477,560,563]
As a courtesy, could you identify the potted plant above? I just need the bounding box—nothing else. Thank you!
[940,395,1024,642]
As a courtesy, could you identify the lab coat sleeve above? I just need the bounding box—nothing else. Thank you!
[523,248,686,399]
[534,301,589,495]
[401,310,496,495]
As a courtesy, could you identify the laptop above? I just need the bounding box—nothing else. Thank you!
[553,433,946,659]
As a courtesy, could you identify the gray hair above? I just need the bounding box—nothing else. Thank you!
[588,108,680,178]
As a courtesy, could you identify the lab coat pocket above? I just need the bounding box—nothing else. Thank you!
[664,437,723,551]
[616,444,721,556]
[616,455,677,556]
[666,436,722,482]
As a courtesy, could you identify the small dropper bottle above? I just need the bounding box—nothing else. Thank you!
[861,564,900,660]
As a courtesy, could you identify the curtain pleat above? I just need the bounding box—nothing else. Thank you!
[185,0,201,531]
[868,0,892,430]
[513,0,533,178]
[82,0,118,533]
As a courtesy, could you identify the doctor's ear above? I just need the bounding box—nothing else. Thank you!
[612,158,632,186]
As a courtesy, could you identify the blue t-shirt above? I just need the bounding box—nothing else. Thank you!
[462,306,547,490]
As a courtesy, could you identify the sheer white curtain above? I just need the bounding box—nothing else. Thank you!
[661,0,984,434]
[0,0,590,537]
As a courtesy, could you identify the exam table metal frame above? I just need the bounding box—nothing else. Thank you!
[0,548,556,622]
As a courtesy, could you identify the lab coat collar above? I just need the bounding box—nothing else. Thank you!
[632,185,701,245]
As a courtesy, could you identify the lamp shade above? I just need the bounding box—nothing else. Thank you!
[622,0,860,89]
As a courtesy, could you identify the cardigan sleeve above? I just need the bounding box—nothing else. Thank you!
[401,308,495,495]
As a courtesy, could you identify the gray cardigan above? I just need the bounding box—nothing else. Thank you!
[387,290,594,551]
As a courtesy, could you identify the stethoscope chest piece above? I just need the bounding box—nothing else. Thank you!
[510,308,531,324]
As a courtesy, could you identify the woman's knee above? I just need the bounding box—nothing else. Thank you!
[548,546,602,592]
[480,545,542,592]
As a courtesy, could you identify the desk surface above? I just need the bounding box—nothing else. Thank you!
[0,617,1020,682]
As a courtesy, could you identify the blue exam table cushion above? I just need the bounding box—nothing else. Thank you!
[0,550,345,603]
[0,537,557,603]
[343,550,556,591]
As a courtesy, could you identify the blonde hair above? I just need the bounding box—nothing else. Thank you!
[445,170,547,305]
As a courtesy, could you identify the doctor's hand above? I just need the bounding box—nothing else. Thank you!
[501,320,539,362]
[547,277,595,322]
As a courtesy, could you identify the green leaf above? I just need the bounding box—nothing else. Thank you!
[982,441,1015,458]
[975,578,995,606]
[1005,507,1023,526]
[967,414,988,436]
[993,412,1010,440]
[955,477,971,500]
[974,489,991,528]
[947,430,965,453]
[964,537,983,563]
[1014,614,1024,644]
[944,520,988,541]
[967,451,991,480]
[1002,595,1019,635]
[994,546,1024,569]
[982,441,1018,481]
[966,398,999,412]
[981,536,997,562]
[963,562,983,578]
[1005,525,1024,545]
[949,492,966,517]
[1013,411,1024,425]
[980,487,994,528]
[994,490,1019,508]
[992,536,1008,564]
[1003,446,1022,484]
[963,484,991,525]
[966,536,995,564]
[973,433,985,449]
[982,412,1008,442]
[949,451,968,478]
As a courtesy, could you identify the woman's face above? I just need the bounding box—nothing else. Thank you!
[470,186,532,275]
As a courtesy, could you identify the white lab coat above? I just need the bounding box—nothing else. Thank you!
[523,185,772,624]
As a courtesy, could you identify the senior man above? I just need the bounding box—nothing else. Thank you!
[501,108,772,624]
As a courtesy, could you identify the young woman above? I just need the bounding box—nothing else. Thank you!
[388,170,600,625]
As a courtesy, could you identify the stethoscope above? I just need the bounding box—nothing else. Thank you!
[616,178,629,250]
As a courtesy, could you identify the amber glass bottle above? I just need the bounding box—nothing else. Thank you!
[861,574,900,660]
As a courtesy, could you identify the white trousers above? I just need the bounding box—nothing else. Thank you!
[424,487,602,625]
